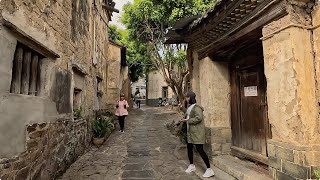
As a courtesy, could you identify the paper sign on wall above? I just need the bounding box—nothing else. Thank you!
[244,86,258,97]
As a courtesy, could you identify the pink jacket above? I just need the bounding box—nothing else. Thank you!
[115,100,129,116]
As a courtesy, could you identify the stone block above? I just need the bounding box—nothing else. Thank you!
[276,146,294,162]
[38,123,48,129]
[26,139,39,150]
[293,150,305,165]
[212,151,221,156]
[27,124,38,133]
[269,156,281,171]
[212,143,222,151]
[269,167,276,179]
[0,158,9,164]
[29,129,45,139]
[268,143,276,157]
[275,170,295,180]
[12,160,27,170]
[282,160,310,179]
[221,143,231,154]
[305,151,320,166]
[15,166,30,180]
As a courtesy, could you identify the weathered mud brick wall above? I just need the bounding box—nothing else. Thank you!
[189,54,232,156]
[262,2,320,179]
[0,0,111,179]
[146,71,174,106]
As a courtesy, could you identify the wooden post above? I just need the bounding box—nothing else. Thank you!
[21,50,31,94]
[29,55,39,95]
[10,47,24,94]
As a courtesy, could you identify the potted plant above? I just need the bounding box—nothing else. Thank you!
[101,111,117,129]
[92,116,112,145]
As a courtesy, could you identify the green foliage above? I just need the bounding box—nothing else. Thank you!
[314,169,320,180]
[92,115,113,138]
[101,111,117,124]
[108,24,151,82]
[73,107,82,119]
[108,24,122,43]
[164,48,187,69]
[122,0,215,42]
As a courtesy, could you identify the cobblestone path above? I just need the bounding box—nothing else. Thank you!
[59,107,232,180]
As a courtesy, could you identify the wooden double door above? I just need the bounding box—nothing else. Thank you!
[230,45,270,163]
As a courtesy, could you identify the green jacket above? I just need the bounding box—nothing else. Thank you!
[187,104,206,144]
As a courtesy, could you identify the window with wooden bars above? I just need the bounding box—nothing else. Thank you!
[10,42,43,96]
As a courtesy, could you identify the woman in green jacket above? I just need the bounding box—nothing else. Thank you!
[181,91,214,178]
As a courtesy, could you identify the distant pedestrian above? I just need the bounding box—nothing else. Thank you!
[135,94,141,108]
[180,91,214,178]
[115,93,129,133]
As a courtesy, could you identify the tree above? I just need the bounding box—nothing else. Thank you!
[122,0,215,103]
[108,24,151,82]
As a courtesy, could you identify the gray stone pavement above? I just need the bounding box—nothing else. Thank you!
[58,106,234,180]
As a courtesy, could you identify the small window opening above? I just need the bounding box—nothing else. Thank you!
[10,42,44,96]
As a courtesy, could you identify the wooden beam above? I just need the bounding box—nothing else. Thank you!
[187,0,247,38]
[198,0,288,60]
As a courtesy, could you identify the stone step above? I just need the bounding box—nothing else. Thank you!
[212,155,272,180]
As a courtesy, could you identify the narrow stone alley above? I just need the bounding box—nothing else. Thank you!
[58,107,233,180]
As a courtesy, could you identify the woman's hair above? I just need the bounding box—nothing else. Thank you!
[189,96,197,104]
[120,93,125,97]
[186,91,197,104]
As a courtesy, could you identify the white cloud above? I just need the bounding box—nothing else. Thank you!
[110,0,134,29]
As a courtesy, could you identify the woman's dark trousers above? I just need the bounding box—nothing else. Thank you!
[118,116,126,131]
[187,143,210,168]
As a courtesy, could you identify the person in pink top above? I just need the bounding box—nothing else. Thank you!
[115,93,129,132]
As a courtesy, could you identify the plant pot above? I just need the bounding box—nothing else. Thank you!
[93,137,105,145]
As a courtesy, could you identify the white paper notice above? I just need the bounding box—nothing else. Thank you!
[244,86,258,97]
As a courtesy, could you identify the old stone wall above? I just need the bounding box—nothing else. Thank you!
[0,0,113,179]
[106,42,122,110]
[262,3,320,179]
[0,119,88,179]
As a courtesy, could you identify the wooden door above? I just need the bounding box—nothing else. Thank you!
[231,65,269,162]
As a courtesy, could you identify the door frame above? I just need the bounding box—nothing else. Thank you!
[229,43,270,164]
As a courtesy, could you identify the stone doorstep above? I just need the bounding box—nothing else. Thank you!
[212,155,272,180]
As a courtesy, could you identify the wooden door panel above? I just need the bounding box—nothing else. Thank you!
[231,65,268,158]
[239,71,263,153]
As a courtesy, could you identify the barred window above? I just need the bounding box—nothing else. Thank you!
[10,42,43,96]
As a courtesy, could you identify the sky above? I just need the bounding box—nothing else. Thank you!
[110,0,134,29]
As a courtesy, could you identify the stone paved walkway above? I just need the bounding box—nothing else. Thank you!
[58,106,233,180]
